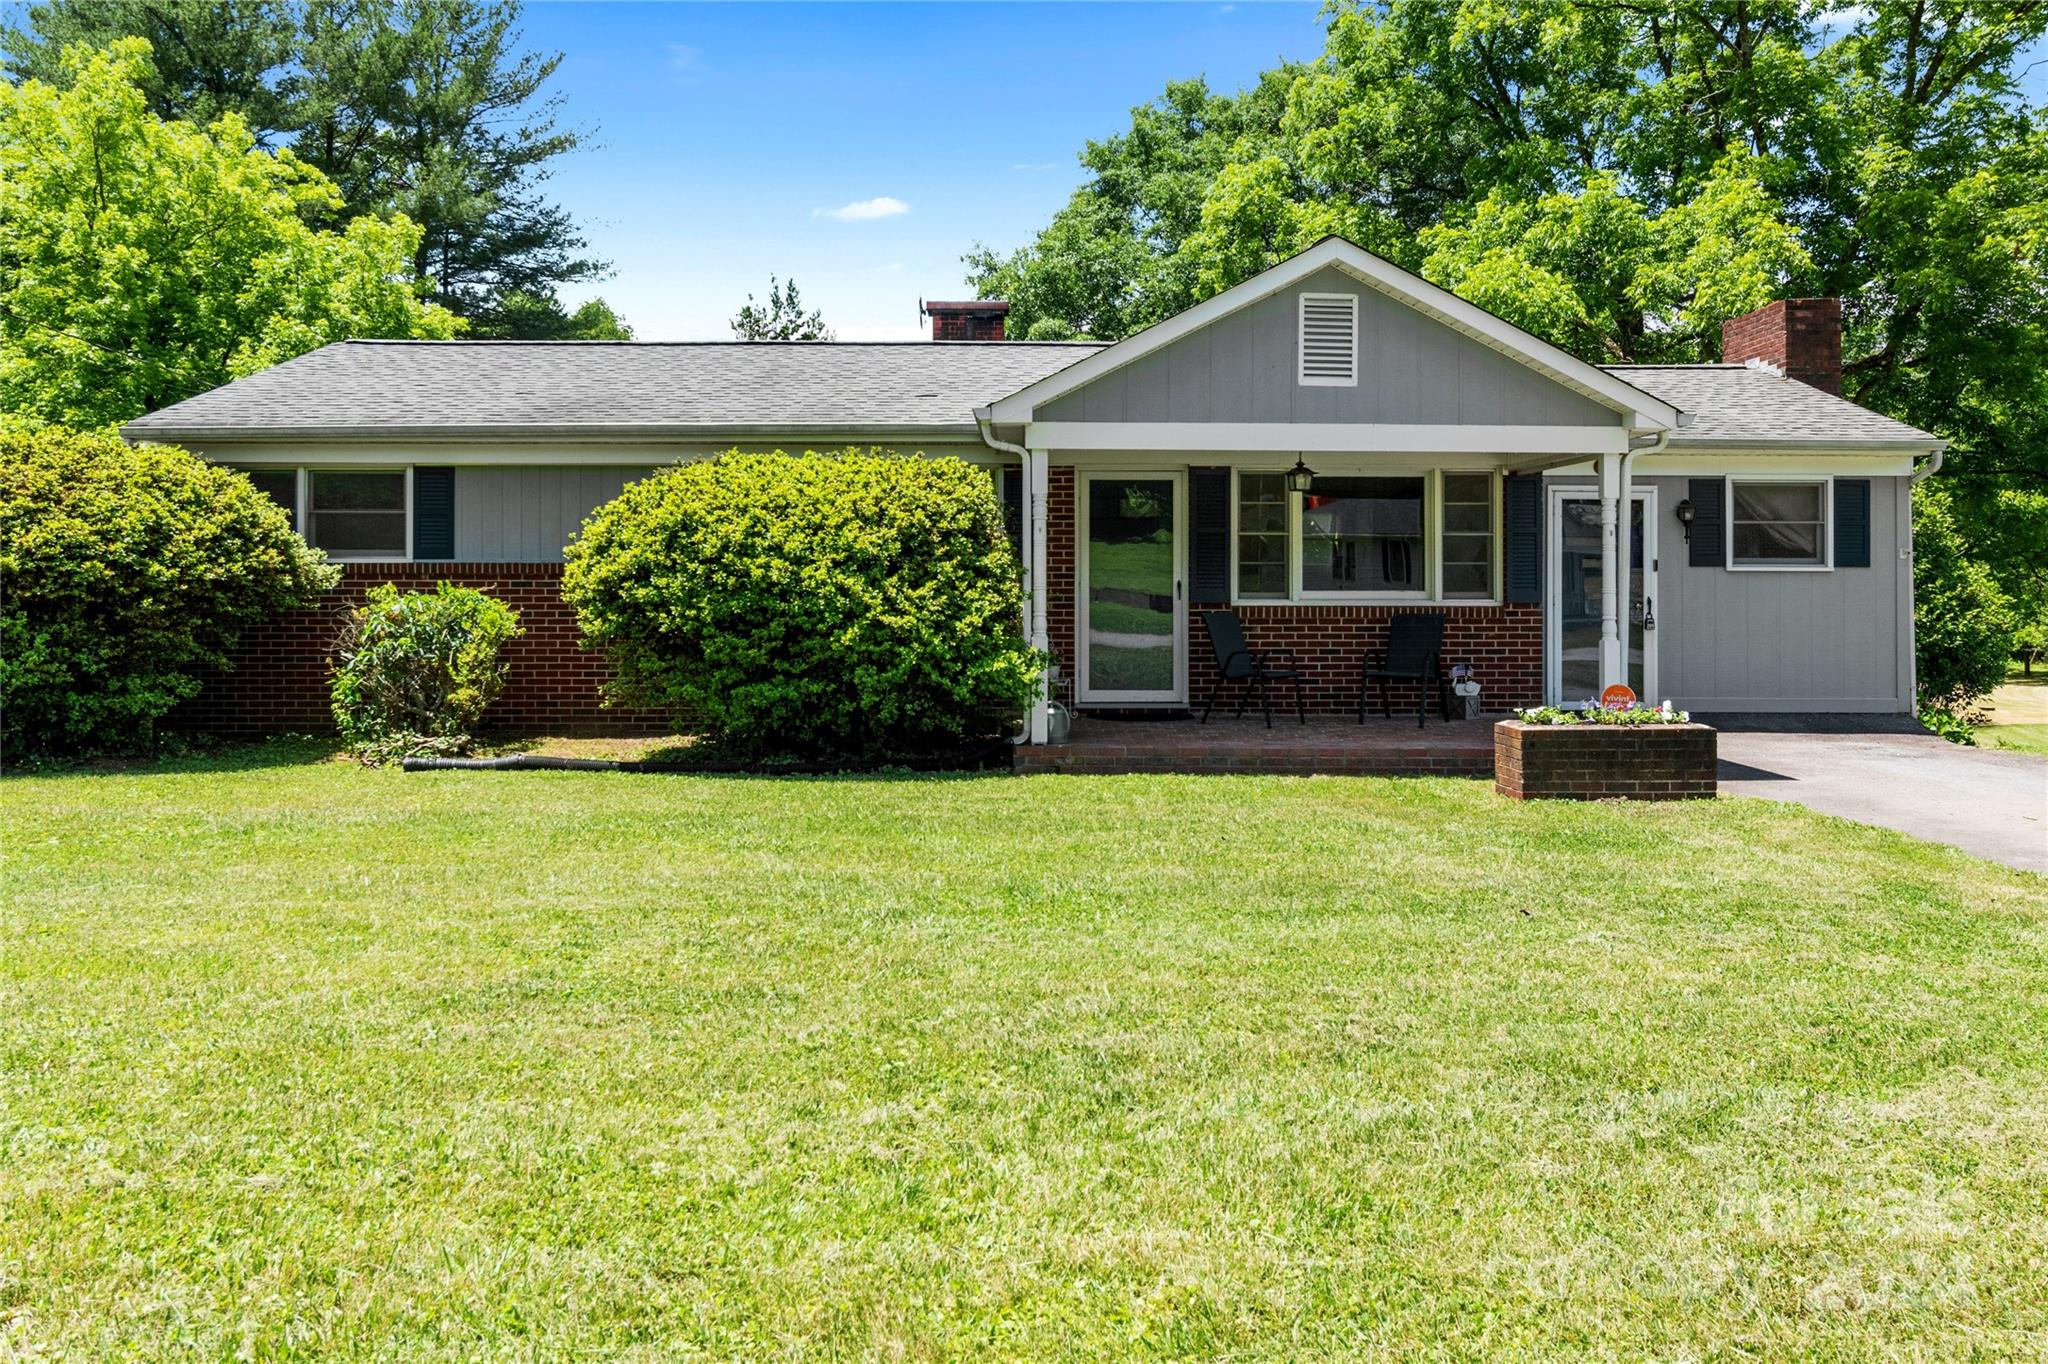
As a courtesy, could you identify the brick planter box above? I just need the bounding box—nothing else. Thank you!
[1493,720,1717,801]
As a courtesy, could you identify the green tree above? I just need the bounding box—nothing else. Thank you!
[4,0,606,329]
[287,0,603,326]
[1911,485,2013,710]
[2,0,296,136]
[964,72,1300,340]
[730,277,831,341]
[976,2,2048,487]
[487,292,634,340]
[0,40,460,429]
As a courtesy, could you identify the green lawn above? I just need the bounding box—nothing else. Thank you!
[3,749,2044,1359]
[1979,666,2048,755]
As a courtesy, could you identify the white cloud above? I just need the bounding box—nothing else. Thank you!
[816,196,911,222]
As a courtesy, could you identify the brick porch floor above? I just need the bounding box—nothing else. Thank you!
[1012,713,1498,777]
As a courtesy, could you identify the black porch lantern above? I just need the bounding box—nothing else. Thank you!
[1674,497,1696,544]
[1284,457,1317,495]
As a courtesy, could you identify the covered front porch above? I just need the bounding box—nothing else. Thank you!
[1012,711,1498,777]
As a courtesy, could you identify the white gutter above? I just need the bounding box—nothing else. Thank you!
[1909,445,1946,482]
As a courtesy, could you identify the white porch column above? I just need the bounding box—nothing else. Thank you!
[1026,447,1051,744]
[1597,451,1625,691]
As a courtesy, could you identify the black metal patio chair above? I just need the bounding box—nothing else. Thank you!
[1359,612,1449,728]
[1199,610,1306,728]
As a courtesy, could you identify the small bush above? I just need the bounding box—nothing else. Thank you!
[331,583,521,763]
[1917,704,1979,746]
[563,449,1040,760]
[0,425,337,760]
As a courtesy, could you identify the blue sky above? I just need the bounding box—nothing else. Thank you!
[519,2,1330,340]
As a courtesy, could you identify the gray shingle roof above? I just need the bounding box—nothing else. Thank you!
[121,339,1107,441]
[121,340,1941,452]
[1601,363,1940,448]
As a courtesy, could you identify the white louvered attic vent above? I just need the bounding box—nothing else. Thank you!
[1298,292,1359,386]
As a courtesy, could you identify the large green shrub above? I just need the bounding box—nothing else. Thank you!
[563,449,1040,759]
[331,584,522,763]
[1913,484,2013,711]
[1,425,337,758]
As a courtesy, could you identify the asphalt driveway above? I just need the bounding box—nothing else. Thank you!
[1713,718,2048,874]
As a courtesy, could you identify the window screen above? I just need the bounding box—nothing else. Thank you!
[308,470,407,556]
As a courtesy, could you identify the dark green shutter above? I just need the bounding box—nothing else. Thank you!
[1189,467,1231,604]
[413,467,455,560]
[1835,478,1870,567]
[1503,474,1543,603]
[1001,466,1023,558]
[1687,478,1723,568]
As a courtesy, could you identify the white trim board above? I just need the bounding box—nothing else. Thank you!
[981,237,1683,430]
[190,440,996,467]
[1026,422,1632,455]
[1546,453,1916,477]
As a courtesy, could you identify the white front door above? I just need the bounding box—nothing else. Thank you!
[1545,487,1659,707]
[1077,471,1186,705]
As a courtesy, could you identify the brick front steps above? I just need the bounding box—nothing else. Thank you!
[1493,720,1718,800]
[1012,714,1497,777]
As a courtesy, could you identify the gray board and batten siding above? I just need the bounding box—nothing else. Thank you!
[1035,266,1623,428]
[1550,472,1914,712]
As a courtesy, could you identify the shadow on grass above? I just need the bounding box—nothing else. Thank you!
[2,735,349,779]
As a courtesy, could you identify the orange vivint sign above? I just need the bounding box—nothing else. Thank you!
[1601,684,1638,711]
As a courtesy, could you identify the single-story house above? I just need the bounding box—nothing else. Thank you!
[122,237,1945,739]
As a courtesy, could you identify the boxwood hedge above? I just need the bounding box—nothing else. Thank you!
[1,426,337,759]
[562,450,1039,760]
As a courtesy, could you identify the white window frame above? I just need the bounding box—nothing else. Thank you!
[303,465,414,563]
[1725,473,1833,572]
[1297,292,1360,387]
[1229,466,1501,607]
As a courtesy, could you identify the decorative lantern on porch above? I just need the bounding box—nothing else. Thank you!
[1284,457,1317,495]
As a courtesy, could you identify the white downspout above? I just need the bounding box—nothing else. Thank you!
[977,415,1051,744]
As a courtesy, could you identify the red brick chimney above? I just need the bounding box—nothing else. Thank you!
[923,299,1008,342]
[1721,298,1842,395]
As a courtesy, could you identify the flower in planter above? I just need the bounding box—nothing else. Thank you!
[1513,703,1691,726]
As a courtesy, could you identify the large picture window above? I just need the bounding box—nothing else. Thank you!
[1302,476,1424,594]
[308,469,408,558]
[1234,468,1496,603]
[1729,478,1828,568]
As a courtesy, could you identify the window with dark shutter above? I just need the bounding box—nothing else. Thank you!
[412,467,456,561]
[1188,467,1231,604]
[1687,478,1724,568]
[1503,474,1543,603]
[1835,478,1870,567]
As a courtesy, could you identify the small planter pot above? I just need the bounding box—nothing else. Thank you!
[1494,719,1717,801]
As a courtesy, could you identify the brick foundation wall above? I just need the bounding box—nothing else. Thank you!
[1047,465,1541,715]
[173,563,670,737]
[1493,721,1717,801]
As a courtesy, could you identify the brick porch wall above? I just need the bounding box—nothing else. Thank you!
[1047,465,1542,715]
[173,563,670,737]
[1188,604,1542,716]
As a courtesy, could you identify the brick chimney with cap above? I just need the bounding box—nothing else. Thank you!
[923,299,1009,342]
[1721,298,1842,395]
